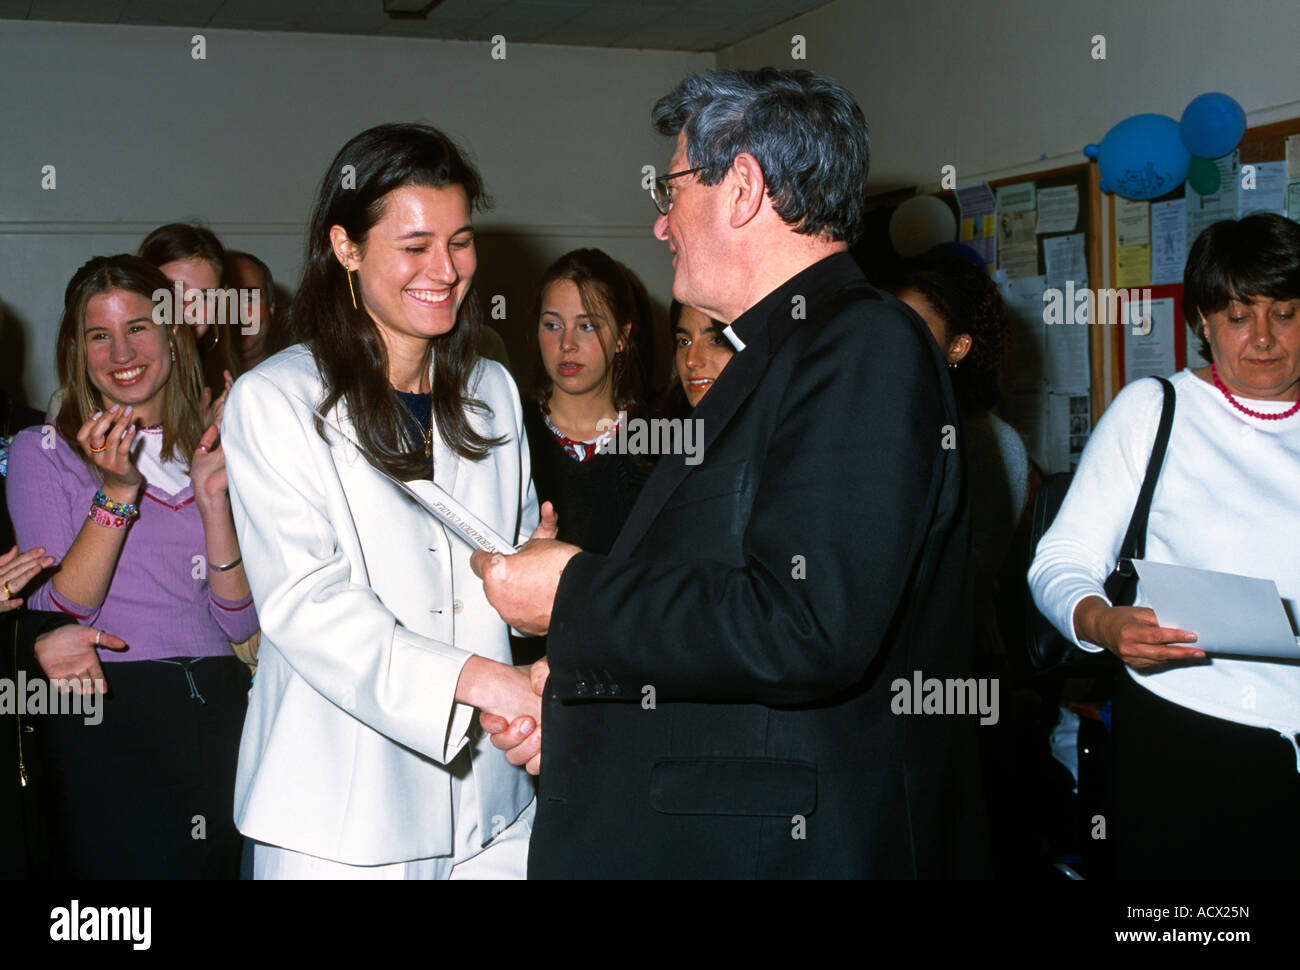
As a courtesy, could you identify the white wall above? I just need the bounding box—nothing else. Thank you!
[10,4,1297,408]
[719,0,1300,191]
[0,20,711,406]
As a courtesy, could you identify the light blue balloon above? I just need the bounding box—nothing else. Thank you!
[1180,92,1246,160]
[1084,114,1190,200]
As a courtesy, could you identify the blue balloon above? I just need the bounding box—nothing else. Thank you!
[1084,114,1190,200]
[1180,92,1246,159]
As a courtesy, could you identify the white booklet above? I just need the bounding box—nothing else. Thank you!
[1132,559,1300,660]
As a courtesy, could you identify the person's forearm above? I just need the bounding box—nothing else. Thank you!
[1072,595,1111,648]
[197,497,250,601]
[50,481,139,610]
[455,654,533,718]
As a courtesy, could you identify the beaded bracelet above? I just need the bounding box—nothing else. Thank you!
[93,489,139,520]
[87,505,131,529]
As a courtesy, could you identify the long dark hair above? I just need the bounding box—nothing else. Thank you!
[284,123,501,478]
[529,248,650,416]
[55,255,205,466]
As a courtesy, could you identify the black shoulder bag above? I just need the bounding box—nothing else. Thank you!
[1023,377,1176,674]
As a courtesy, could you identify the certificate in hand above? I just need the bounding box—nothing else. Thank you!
[1133,559,1300,661]
[386,476,518,555]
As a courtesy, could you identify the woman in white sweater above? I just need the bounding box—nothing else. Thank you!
[1029,212,1300,878]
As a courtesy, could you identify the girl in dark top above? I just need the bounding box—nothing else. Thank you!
[524,248,654,555]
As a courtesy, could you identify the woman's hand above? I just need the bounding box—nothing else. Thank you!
[34,624,127,693]
[456,656,543,770]
[192,371,234,508]
[190,420,228,508]
[480,657,549,775]
[0,545,55,613]
[1073,596,1205,670]
[76,404,143,496]
[198,371,233,430]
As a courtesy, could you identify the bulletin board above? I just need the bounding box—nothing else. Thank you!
[857,163,1105,474]
[1104,117,1300,399]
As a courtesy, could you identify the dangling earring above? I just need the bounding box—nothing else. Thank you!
[347,267,358,310]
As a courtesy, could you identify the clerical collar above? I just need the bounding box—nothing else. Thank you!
[725,251,863,347]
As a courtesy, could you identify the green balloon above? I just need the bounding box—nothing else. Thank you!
[1187,156,1221,195]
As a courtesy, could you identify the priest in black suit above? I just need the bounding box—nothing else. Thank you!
[473,67,990,879]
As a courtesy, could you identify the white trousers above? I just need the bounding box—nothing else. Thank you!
[252,758,533,880]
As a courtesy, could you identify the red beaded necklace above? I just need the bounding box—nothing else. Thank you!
[1210,363,1300,421]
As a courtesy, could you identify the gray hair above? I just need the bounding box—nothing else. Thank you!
[651,68,870,244]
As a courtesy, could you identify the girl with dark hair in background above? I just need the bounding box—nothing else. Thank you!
[221,123,544,879]
[138,222,242,405]
[893,250,1030,633]
[664,299,733,416]
[6,254,255,878]
[891,250,1038,876]
[524,248,656,555]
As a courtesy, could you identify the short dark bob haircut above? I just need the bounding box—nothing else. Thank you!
[651,68,870,245]
[1183,212,1300,361]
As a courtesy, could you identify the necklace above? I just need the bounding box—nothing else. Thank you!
[394,392,433,459]
[542,409,621,463]
[1210,363,1300,421]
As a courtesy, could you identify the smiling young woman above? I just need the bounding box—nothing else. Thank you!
[219,123,548,879]
[6,254,256,878]
[670,300,733,409]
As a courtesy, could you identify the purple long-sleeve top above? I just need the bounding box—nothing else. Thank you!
[5,425,257,661]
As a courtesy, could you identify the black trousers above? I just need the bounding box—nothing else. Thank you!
[1110,671,1300,879]
[35,656,249,879]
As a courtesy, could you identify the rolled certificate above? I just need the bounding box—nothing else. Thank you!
[389,477,518,555]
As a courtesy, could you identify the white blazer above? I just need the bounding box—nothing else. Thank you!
[222,344,538,865]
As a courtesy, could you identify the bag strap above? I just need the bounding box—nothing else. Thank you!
[1116,377,1176,565]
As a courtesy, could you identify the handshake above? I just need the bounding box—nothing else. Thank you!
[479,657,550,776]
[465,500,575,777]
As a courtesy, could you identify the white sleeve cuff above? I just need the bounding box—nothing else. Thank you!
[1065,589,1111,652]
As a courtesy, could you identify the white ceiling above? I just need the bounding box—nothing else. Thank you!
[0,0,836,51]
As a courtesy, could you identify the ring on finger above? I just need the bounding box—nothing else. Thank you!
[89,440,108,453]
[1,581,10,599]
[94,629,102,647]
